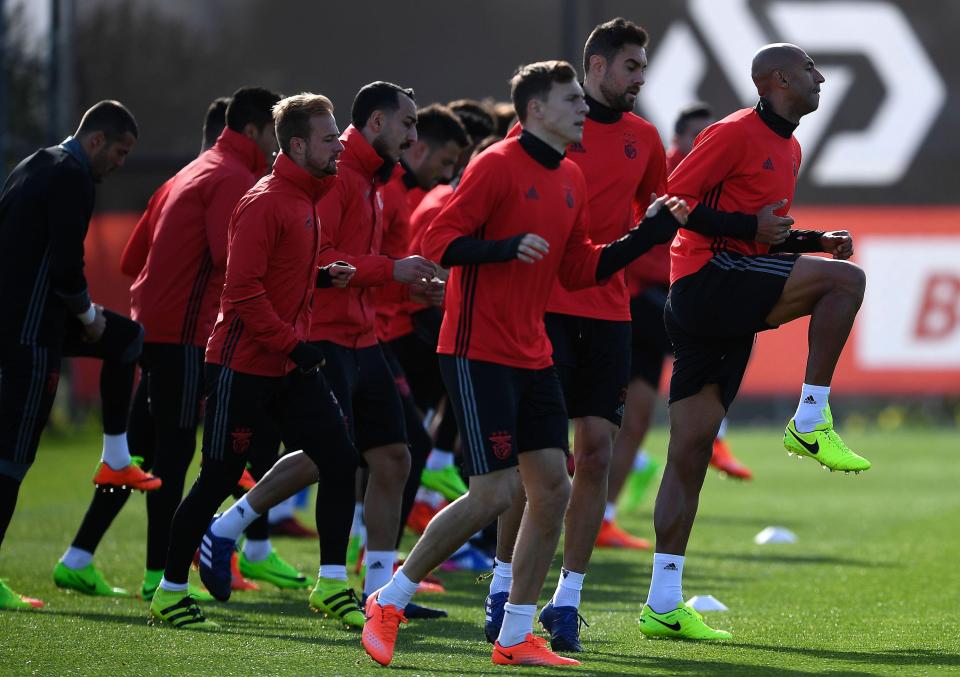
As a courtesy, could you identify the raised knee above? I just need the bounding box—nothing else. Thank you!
[832,261,866,300]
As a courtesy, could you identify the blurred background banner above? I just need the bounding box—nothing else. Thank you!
[2,0,958,403]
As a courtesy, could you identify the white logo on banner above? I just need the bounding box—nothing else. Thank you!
[639,0,946,186]
[858,237,960,368]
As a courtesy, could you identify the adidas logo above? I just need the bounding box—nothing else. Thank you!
[237,506,245,517]
[525,185,540,200]
[803,395,817,405]
[663,562,678,571]
[763,157,775,171]
[561,568,569,578]
[369,562,385,570]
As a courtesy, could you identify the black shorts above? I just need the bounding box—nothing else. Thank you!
[0,310,142,480]
[387,331,444,412]
[544,313,631,426]
[201,363,355,469]
[628,286,672,389]
[439,355,568,476]
[312,341,407,453]
[139,343,205,430]
[665,252,799,410]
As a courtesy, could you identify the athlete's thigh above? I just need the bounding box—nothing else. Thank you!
[353,344,407,452]
[0,343,60,477]
[62,309,143,363]
[765,255,853,326]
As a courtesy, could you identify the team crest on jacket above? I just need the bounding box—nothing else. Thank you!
[231,428,253,454]
[564,187,575,209]
[568,142,586,153]
[489,431,513,460]
[623,132,638,159]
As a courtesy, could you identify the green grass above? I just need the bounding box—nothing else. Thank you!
[2,426,959,675]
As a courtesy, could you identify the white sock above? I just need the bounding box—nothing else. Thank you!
[159,576,188,593]
[243,538,272,562]
[552,568,585,609]
[364,550,396,596]
[101,433,131,470]
[415,488,445,508]
[350,502,364,534]
[717,417,729,439]
[319,564,347,581]
[60,546,93,570]
[497,602,535,647]
[425,449,454,470]
[377,568,417,609]
[489,558,512,595]
[267,495,295,524]
[646,553,685,613]
[633,451,650,472]
[793,383,831,433]
[212,496,260,540]
[603,502,617,523]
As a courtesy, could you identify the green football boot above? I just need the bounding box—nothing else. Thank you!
[783,407,871,473]
[420,466,468,501]
[149,588,219,630]
[140,568,214,602]
[238,551,310,590]
[621,457,660,512]
[53,562,129,597]
[639,603,731,640]
[0,579,43,610]
[308,577,365,629]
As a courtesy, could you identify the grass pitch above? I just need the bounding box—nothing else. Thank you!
[1,424,959,675]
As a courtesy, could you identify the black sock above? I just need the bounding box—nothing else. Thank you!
[397,396,431,549]
[72,487,132,553]
[0,475,22,549]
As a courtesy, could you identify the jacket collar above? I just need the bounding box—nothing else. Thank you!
[585,92,622,124]
[339,125,390,182]
[518,130,565,169]
[212,128,268,175]
[755,98,797,139]
[273,152,336,201]
[59,136,92,175]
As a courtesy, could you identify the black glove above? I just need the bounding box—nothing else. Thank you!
[289,341,325,373]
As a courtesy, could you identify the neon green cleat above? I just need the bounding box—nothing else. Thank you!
[420,466,468,501]
[308,577,365,629]
[621,457,660,512]
[0,579,44,610]
[53,562,129,597]
[239,551,310,590]
[639,603,731,640]
[149,588,219,630]
[784,408,871,473]
[141,568,214,602]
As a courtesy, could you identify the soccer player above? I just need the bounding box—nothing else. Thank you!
[197,82,437,626]
[0,100,150,609]
[484,18,665,652]
[637,43,870,642]
[361,60,688,668]
[148,92,359,630]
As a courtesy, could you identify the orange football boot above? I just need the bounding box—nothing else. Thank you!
[93,458,161,491]
[492,633,581,666]
[361,590,408,666]
[709,438,753,480]
[595,519,651,549]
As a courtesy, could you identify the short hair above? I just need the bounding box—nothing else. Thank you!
[351,81,416,129]
[491,101,517,138]
[674,102,713,136]
[202,96,230,150]
[272,93,335,156]
[582,17,649,74]
[447,99,497,143]
[415,104,469,149]
[76,100,139,141]
[226,86,282,133]
[509,60,578,124]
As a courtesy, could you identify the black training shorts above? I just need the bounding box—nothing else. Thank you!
[628,286,673,389]
[439,355,568,476]
[665,252,800,410]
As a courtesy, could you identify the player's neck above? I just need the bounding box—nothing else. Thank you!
[582,86,622,124]
[517,129,565,169]
[519,124,568,160]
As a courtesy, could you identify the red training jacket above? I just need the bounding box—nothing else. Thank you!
[206,152,336,376]
[120,177,172,278]
[421,136,603,370]
[311,126,396,348]
[669,107,801,284]
[130,129,266,346]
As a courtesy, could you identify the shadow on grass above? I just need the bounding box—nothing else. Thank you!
[737,643,960,668]
[695,550,895,568]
